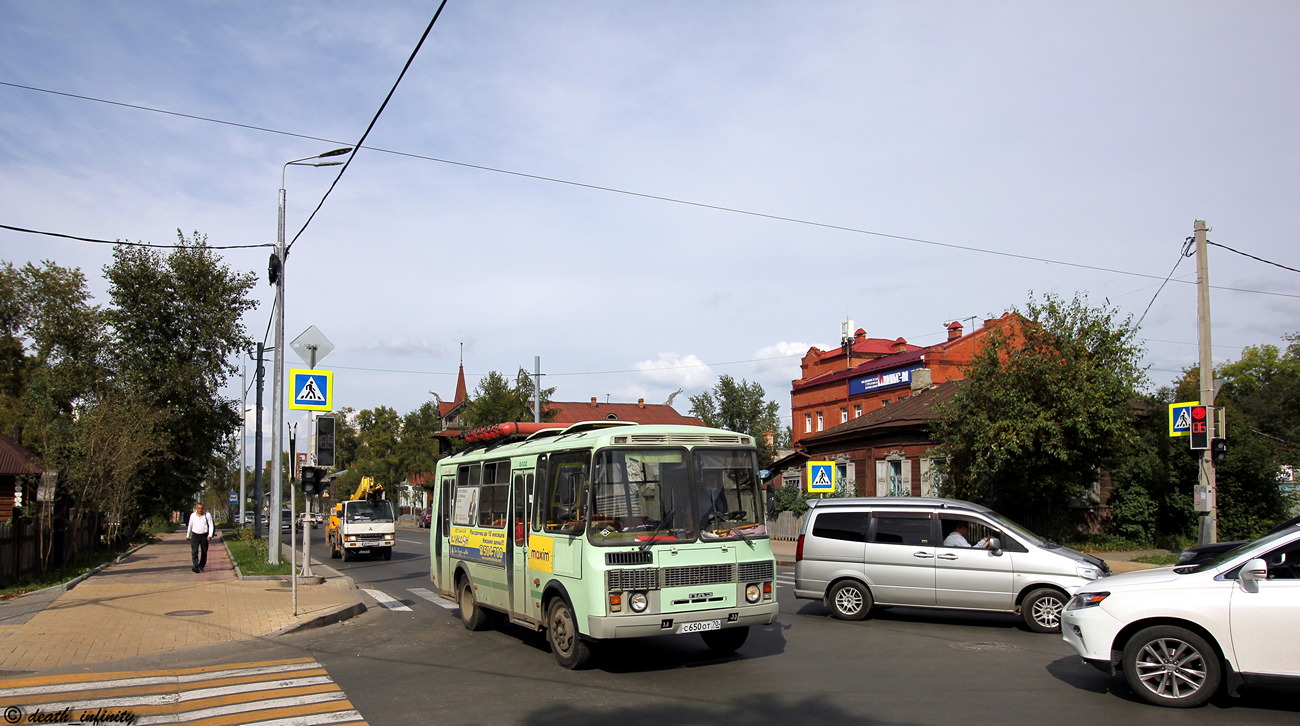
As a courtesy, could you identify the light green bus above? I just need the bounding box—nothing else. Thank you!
[429,420,778,668]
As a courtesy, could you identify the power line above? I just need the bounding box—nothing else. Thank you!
[1135,236,1194,328]
[3,83,1298,299]
[0,223,270,249]
[285,1,448,256]
[1209,240,1300,275]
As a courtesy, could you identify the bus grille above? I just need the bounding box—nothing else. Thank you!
[738,560,774,582]
[662,564,734,588]
[606,550,654,566]
[607,568,659,591]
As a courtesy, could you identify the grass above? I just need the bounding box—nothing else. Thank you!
[1132,553,1181,566]
[0,544,141,599]
[225,529,294,576]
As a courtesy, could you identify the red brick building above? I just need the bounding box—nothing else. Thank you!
[790,315,1014,447]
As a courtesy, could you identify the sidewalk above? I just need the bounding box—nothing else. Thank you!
[0,530,363,673]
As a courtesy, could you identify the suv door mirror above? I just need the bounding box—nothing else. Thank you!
[987,536,1002,554]
[1241,557,1268,584]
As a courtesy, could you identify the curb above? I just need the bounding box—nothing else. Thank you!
[268,599,368,636]
[12,540,151,600]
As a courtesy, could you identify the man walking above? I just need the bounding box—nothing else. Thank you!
[186,503,216,573]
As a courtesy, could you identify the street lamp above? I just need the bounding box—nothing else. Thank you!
[268,146,352,564]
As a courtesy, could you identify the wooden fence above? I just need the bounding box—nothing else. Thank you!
[768,511,807,541]
[0,508,103,585]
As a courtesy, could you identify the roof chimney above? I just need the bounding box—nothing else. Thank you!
[892,337,908,353]
[911,368,933,391]
[637,398,645,408]
[947,321,964,341]
[589,397,598,407]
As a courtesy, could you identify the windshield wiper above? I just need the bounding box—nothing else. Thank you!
[639,509,675,552]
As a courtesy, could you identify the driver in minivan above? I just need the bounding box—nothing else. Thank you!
[943,521,991,549]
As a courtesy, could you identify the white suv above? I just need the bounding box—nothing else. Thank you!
[1062,524,1300,707]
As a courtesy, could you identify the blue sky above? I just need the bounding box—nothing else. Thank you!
[3,2,1298,457]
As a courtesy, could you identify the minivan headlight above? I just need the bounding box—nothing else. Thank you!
[1076,561,1103,580]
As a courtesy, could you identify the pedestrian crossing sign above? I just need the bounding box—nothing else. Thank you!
[289,368,334,411]
[807,461,836,493]
[1168,400,1199,437]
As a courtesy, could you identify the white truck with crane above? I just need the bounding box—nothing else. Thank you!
[326,476,396,561]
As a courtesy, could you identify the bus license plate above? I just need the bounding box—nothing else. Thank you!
[677,620,721,634]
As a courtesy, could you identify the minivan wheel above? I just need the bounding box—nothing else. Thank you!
[828,580,873,621]
[1021,588,1065,633]
[1122,625,1221,708]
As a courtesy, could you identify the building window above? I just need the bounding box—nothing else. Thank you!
[881,398,891,406]
[816,412,824,431]
[840,407,848,424]
[875,456,911,497]
[804,414,812,433]
[853,404,862,418]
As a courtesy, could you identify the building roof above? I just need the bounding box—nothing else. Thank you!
[801,380,962,445]
[548,398,703,426]
[0,433,42,475]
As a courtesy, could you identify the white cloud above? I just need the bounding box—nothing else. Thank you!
[633,353,715,390]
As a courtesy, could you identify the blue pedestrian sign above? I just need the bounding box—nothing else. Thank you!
[1168,400,1199,437]
[289,368,334,411]
[807,461,836,493]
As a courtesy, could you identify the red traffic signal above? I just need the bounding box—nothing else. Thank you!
[1189,405,1210,450]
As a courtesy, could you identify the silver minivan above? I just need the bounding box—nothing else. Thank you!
[793,497,1110,632]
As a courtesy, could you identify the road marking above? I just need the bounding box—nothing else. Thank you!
[398,538,427,546]
[360,588,413,612]
[408,587,457,610]
[0,657,368,725]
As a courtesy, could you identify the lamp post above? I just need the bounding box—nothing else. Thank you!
[269,147,351,564]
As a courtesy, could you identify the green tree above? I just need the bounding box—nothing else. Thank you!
[462,369,556,429]
[398,400,442,475]
[688,375,786,467]
[932,292,1147,532]
[352,406,403,487]
[104,232,257,524]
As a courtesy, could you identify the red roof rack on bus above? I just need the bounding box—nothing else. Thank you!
[462,421,562,443]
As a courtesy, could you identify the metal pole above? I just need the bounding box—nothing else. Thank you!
[253,344,265,539]
[270,182,286,564]
[1195,219,1218,545]
[533,356,541,423]
[239,362,247,526]
[302,346,317,579]
[290,422,297,614]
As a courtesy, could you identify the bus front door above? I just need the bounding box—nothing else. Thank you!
[510,469,536,621]
[435,475,454,596]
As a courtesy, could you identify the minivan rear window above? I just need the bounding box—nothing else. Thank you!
[872,514,933,546]
[812,512,869,542]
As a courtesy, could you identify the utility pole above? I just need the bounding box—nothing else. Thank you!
[1195,219,1218,545]
[252,344,265,539]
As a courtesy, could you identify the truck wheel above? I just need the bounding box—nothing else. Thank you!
[547,598,593,669]
[382,548,392,561]
[329,540,340,559]
[341,547,352,562]
[1122,625,1221,707]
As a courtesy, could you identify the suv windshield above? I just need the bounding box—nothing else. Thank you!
[587,448,766,546]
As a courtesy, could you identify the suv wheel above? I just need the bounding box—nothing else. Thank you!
[1021,588,1066,633]
[828,580,873,620]
[1122,625,1221,707]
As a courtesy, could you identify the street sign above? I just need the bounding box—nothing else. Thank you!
[1168,401,1199,437]
[807,461,836,493]
[290,326,335,367]
[289,368,334,411]
[229,492,237,503]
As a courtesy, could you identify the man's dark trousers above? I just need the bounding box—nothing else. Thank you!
[190,532,210,570]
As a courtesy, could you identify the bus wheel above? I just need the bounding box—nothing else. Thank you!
[701,626,749,653]
[547,599,592,669]
[458,578,492,631]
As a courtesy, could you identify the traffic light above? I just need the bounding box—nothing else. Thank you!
[316,416,335,468]
[301,466,323,495]
[1212,438,1228,464]
[1189,405,1210,450]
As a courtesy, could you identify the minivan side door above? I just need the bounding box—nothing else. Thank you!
[863,511,936,606]
[935,515,1015,611]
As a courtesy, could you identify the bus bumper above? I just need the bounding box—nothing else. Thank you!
[586,602,779,640]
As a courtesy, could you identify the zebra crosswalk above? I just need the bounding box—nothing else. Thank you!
[0,657,367,726]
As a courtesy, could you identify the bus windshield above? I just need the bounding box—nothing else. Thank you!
[588,448,765,546]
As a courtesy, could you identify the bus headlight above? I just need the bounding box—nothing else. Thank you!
[629,592,649,613]
[745,584,762,603]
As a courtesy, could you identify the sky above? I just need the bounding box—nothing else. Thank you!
[2,1,1298,462]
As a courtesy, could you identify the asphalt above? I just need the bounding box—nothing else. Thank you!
[0,526,1161,675]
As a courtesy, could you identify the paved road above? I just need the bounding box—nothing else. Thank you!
[11,528,1297,726]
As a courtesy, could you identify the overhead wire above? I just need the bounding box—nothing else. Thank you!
[3,81,1296,299]
[1135,236,1195,329]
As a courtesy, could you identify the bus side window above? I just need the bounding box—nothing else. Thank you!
[545,452,589,534]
